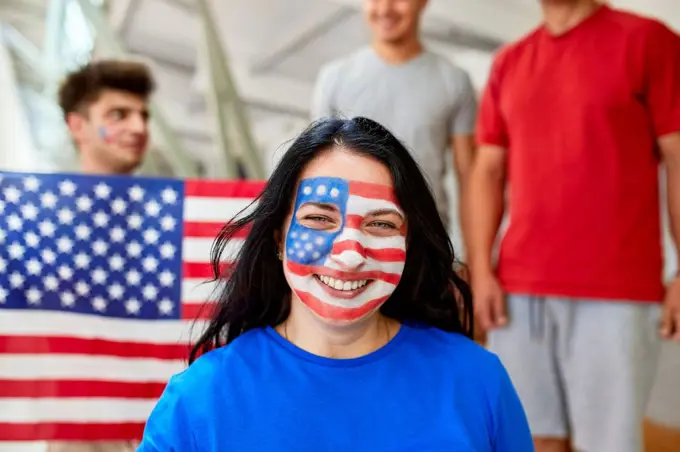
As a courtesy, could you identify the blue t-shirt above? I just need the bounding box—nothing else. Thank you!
[138,324,533,451]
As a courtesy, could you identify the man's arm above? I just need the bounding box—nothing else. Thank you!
[448,70,478,256]
[641,21,680,339]
[660,133,680,340]
[661,134,680,263]
[467,146,506,275]
[467,49,510,330]
[451,134,476,254]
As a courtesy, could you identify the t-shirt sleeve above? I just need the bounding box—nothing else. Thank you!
[490,356,534,452]
[476,51,509,148]
[449,69,478,136]
[310,62,340,120]
[643,21,680,138]
[137,374,196,452]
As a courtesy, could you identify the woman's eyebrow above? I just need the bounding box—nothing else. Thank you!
[367,208,404,219]
[299,202,338,212]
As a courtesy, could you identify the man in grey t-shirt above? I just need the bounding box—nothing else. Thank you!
[311,0,477,256]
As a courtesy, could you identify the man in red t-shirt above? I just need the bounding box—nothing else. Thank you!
[468,1,680,452]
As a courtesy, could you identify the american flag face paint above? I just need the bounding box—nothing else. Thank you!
[285,177,406,322]
[98,126,116,144]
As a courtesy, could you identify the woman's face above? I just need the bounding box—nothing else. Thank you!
[280,148,407,324]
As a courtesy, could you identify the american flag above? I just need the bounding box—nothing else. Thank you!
[0,171,264,445]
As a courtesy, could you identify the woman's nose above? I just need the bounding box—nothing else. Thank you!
[329,241,367,270]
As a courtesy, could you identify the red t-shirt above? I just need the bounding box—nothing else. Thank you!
[477,6,680,302]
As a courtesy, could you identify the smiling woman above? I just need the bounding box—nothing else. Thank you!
[136,117,533,452]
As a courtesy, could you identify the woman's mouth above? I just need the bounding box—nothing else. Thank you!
[314,274,373,298]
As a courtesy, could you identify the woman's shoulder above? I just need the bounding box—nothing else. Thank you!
[402,323,505,373]
[169,328,270,392]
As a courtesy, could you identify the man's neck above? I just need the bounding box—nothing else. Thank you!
[79,155,130,176]
[372,37,423,65]
[541,0,601,36]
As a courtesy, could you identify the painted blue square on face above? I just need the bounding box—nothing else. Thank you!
[286,177,349,266]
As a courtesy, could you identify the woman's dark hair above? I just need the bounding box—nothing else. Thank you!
[189,117,473,363]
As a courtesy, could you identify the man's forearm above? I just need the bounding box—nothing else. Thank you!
[661,133,680,266]
[451,135,476,258]
[667,158,680,264]
[466,157,506,274]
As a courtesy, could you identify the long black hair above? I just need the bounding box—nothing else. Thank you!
[189,117,473,363]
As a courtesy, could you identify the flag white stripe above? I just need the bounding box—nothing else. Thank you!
[346,194,403,216]
[0,311,206,344]
[183,197,255,222]
[331,229,406,250]
[0,398,156,423]
[181,278,220,302]
[181,237,244,263]
[0,355,185,382]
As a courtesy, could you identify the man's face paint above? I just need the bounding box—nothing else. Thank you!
[98,125,117,144]
[284,177,406,322]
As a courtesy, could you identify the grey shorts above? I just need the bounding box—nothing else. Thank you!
[487,294,662,452]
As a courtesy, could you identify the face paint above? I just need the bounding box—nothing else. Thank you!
[98,126,116,144]
[285,177,406,322]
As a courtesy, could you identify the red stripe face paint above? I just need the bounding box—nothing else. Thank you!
[284,177,406,323]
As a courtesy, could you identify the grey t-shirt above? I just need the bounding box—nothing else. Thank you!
[311,48,477,239]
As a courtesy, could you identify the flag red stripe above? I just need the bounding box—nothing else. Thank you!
[183,221,251,238]
[0,422,145,441]
[183,262,214,279]
[348,181,398,203]
[183,221,223,238]
[182,261,235,279]
[182,302,215,321]
[0,379,167,399]
[297,290,390,321]
[0,336,190,360]
[184,180,265,198]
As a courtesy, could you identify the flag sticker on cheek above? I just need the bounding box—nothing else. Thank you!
[284,177,407,322]
[98,126,116,144]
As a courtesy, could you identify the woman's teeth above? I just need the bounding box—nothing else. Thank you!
[317,275,369,291]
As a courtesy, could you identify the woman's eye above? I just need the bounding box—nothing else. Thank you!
[304,215,332,223]
[368,221,397,229]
